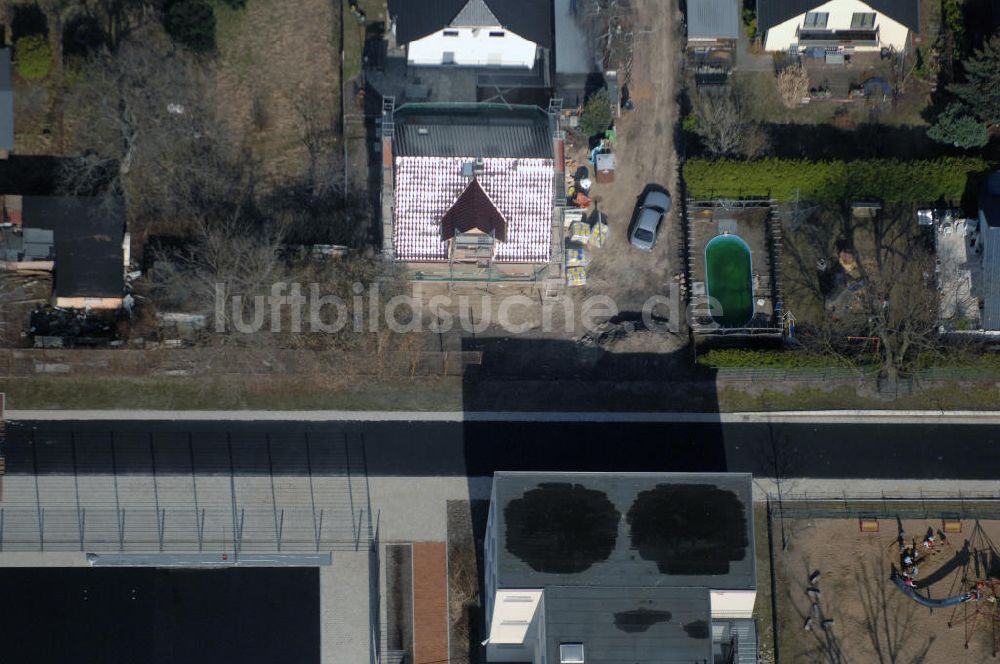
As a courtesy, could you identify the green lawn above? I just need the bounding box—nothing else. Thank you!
[0,375,464,411]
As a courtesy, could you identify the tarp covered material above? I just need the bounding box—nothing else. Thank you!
[862,77,892,96]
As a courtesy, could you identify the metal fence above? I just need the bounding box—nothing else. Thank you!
[768,490,1000,522]
[714,367,877,382]
[0,429,374,554]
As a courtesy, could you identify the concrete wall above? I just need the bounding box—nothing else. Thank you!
[763,0,910,51]
[408,27,537,67]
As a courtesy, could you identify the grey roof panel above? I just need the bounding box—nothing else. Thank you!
[0,49,13,151]
[389,0,553,47]
[451,0,500,26]
[494,472,756,591]
[394,103,552,158]
[757,0,919,32]
[544,586,713,664]
[688,0,740,39]
[981,184,1000,330]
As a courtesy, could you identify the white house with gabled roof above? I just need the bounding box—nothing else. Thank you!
[388,0,552,69]
[757,0,918,53]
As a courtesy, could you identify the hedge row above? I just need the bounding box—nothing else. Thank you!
[697,349,872,369]
[683,157,989,203]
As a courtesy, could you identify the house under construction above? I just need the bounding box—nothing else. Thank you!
[380,100,566,286]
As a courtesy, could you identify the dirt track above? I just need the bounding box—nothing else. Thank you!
[577,0,685,319]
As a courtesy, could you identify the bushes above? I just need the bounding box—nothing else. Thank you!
[62,15,106,59]
[683,157,989,203]
[14,35,52,80]
[697,349,862,369]
[928,102,989,149]
[579,90,612,137]
[164,0,216,52]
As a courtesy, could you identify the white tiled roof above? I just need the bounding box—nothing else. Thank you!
[393,156,553,263]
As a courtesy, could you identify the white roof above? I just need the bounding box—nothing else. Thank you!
[393,156,553,263]
[488,589,543,644]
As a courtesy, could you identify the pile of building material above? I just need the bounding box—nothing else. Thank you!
[564,210,609,287]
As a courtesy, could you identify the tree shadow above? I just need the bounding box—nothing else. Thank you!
[913,541,970,590]
[784,553,847,663]
[12,4,48,41]
[855,556,935,664]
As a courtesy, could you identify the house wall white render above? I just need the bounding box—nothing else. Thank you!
[763,0,910,52]
[407,27,537,67]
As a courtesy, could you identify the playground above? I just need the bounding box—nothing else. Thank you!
[772,516,1000,662]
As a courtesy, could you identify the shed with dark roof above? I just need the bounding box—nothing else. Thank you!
[23,197,125,302]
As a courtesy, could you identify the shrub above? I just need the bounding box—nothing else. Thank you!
[697,349,866,369]
[164,0,216,53]
[683,157,988,203]
[14,35,52,80]
[742,8,757,41]
[927,102,989,149]
[12,4,48,41]
[220,0,246,6]
[62,14,106,59]
[776,65,809,108]
[579,89,612,137]
[950,33,1000,126]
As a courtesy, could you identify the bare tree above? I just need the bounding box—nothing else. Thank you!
[59,27,222,233]
[855,556,935,664]
[573,0,640,73]
[793,204,941,380]
[150,213,287,325]
[777,65,809,108]
[693,85,770,158]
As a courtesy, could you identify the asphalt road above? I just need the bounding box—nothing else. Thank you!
[3,419,999,480]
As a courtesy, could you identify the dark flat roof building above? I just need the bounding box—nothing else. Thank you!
[484,472,757,664]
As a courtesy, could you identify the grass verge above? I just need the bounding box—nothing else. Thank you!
[0,375,464,410]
